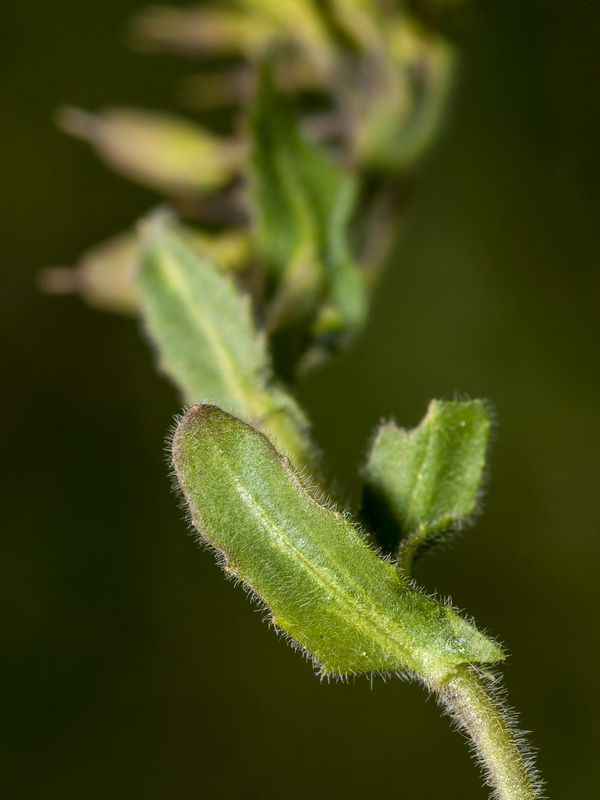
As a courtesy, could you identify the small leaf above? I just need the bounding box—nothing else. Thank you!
[249,65,367,363]
[137,214,314,473]
[362,400,490,567]
[173,405,503,678]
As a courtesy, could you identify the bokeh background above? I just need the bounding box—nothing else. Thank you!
[2,1,598,798]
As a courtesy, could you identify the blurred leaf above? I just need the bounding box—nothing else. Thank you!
[57,106,243,196]
[138,214,315,472]
[356,20,455,170]
[249,66,367,363]
[362,400,490,567]
[173,405,504,677]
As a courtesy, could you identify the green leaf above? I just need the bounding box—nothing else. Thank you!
[173,405,503,679]
[362,400,490,568]
[249,65,367,361]
[139,215,269,410]
[137,213,314,474]
[356,22,455,171]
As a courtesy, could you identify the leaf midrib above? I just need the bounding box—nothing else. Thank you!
[211,433,436,675]
[159,247,264,412]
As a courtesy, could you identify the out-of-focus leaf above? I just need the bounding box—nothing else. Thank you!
[57,107,243,196]
[173,405,504,677]
[138,214,314,472]
[362,400,490,568]
[249,66,367,361]
[356,20,455,170]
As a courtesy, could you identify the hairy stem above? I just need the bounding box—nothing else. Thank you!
[435,665,540,800]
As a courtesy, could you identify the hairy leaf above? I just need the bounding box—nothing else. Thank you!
[137,215,314,472]
[362,400,490,567]
[173,405,503,679]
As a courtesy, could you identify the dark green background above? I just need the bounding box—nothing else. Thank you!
[2,1,598,798]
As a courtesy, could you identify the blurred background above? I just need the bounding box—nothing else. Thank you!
[1,1,598,798]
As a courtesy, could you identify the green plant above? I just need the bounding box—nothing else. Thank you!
[48,2,544,798]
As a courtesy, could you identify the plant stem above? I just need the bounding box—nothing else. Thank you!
[434,665,540,800]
